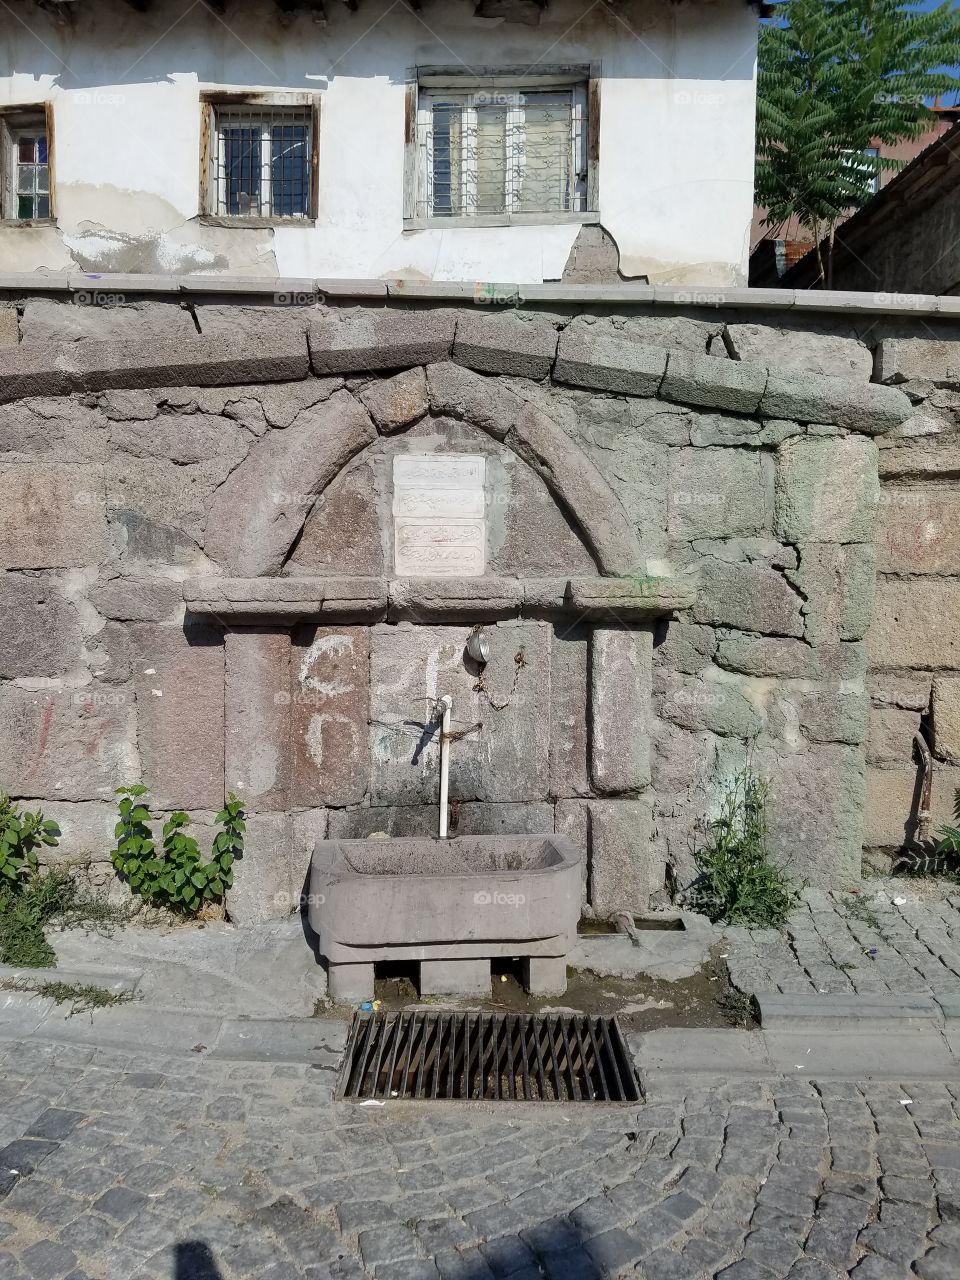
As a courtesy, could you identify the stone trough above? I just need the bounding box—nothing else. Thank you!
[309,835,581,1001]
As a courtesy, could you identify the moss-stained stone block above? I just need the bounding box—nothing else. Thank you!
[775,436,878,545]
[795,689,869,747]
[790,542,876,643]
[225,628,291,812]
[668,447,771,540]
[657,671,763,739]
[591,627,653,795]
[0,463,108,569]
[131,622,224,810]
[291,625,369,808]
[691,559,804,637]
[0,685,137,803]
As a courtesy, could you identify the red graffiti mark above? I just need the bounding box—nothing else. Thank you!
[84,719,114,758]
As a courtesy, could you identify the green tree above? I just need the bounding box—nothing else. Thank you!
[757,0,960,284]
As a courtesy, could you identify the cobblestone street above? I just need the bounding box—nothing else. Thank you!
[725,885,960,1002]
[1,1034,959,1280]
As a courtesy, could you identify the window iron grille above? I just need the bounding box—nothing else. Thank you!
[212,106,312,219]
[417,87,587,220]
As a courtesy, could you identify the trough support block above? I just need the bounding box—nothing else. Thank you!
[420,958,491,997]
[327,962,375,1002]
[522,956,567,997]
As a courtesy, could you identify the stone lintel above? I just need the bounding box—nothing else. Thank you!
[182,576,696,623]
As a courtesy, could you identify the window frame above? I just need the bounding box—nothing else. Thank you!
[403,65,600,230]
[198,91,320,227]
[0,104,55,226]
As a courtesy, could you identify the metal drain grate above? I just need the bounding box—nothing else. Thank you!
[337,1011,643,1103]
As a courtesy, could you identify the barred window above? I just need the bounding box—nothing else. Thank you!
[202,98,317,221]
[415,83,589,221]
[1,110,51,222]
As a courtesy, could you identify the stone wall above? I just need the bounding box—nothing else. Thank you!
[0,287,948,924]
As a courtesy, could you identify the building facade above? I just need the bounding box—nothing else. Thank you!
[0,0,758,284]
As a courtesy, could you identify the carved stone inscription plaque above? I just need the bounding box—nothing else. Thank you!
[393,454,486,577]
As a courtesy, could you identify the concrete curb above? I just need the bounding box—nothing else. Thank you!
[0,963,141,994]
[756,991,944,1030]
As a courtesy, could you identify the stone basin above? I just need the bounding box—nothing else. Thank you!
[309,835,581,1000]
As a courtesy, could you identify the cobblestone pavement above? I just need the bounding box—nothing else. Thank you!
[725,883,960,1000]
[0,1036,959,1280]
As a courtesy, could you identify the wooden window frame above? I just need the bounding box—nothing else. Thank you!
[0,103,55,226]
[198,91,320,227]
[403,64,600,230]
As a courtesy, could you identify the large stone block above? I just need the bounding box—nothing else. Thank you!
[877,489,960,575]
[285,456,385,578]
[774,437,879,544]
[653,620,717,675]
[130,623,225,810]
[550,622,590,799]
[762,743,864,885]
[225,629,291,812]
[661,350,766,415]
[724,324,873,380]
[0,344,71,402]
[868,578,960,670]
[68,333,310,393]
[0,685,137,802]
[358,367,428,433]
[291,625,369,808]
[453,311,557,379]
[88,576,181,623]
[108,412,249,467]
[760,369,911,434]
[20,298,196,345]
[590,627,653,794]
[425,362,521,441]
[0,464,108,569]
[876,337,960,386]
[866,706,921,767]
[790,543,876,643]
[554,329,666,397]
[932,677,960,763]
[309,309,456,373]
[204,389,377,576]
[224,813,295,926]
[715,634,816,679]
[368,622,550,806]
[862,764,960,848]
[668,448,771,540]
[691,560,804,637]
[0,574,82,678]
[658,672,763,739]
[796,689,868,746]
[507,403,642,575]
[587,797,657,916]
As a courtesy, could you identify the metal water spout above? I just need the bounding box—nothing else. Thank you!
[438,694,453,838]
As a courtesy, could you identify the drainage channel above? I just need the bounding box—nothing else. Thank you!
[337,1010,644,1103]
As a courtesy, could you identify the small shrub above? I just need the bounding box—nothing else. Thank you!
[687,770,799,929]
[931,788,960,879]
[0,794,60,911]
[0,868,77,967]
[112,786,245,914]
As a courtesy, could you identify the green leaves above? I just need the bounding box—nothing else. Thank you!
[688,769,799,929]
[0,793,60,913]
[112,789,245,915]
[757,0,960,268]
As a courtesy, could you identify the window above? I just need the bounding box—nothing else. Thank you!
[1,109,52,222]
[406,70,598,225]
[200,95,318,222]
